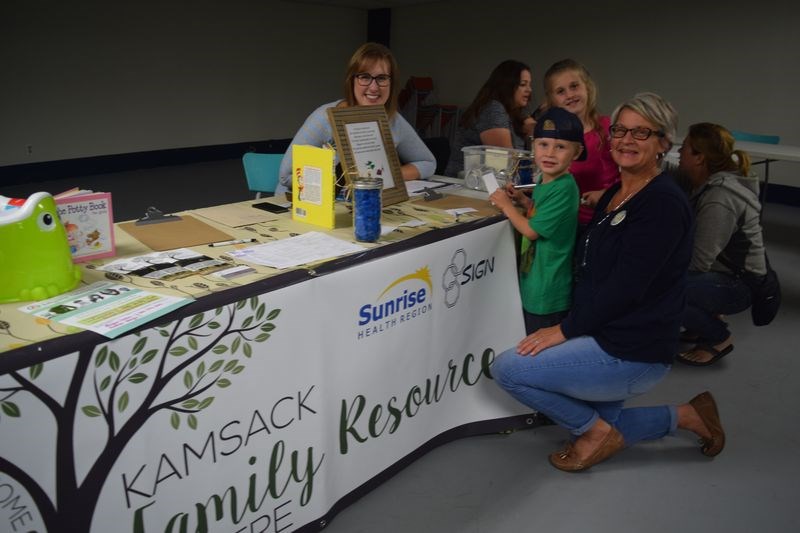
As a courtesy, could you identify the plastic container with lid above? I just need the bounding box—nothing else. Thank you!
[461,145,534,191]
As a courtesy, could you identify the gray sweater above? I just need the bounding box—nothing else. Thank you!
[689,171,766,276]
[444,99,525,177]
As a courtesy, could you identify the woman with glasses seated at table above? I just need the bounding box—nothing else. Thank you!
[444,60,533,178]
[675,122,766,366]
[492,93,726,472]
[276,43,436,196]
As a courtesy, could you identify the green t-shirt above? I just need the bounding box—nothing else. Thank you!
[519,173,579,314]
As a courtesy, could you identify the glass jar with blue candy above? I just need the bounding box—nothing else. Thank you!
[352,177,382,242]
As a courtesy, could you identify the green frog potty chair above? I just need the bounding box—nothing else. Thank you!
[0,192,82,303]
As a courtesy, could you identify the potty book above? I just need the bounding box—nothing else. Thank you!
[53,188,116,262]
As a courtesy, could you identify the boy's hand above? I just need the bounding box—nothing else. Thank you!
[581,189,605,207]
[489,188,513,210]
[504,182,526,203]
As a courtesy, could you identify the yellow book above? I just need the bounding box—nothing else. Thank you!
[291,145,336,229]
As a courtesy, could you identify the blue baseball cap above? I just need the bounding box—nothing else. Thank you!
[533,107,587,161]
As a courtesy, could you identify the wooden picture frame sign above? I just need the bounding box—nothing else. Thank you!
[326,105,409,206]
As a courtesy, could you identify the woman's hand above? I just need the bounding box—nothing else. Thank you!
[516,324,566,356]
[400,162,421,181]
[523,116,535,137]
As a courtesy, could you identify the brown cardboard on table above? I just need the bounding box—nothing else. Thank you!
[118,215,233,251]
[411,194,499,218]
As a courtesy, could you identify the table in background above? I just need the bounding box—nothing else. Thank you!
[667,138,800,209]
[734,139,800,205]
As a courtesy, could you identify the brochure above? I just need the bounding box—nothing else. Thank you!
[18,281,193,339]
[97,248,230,280]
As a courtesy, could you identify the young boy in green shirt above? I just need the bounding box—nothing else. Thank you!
[490,107,583,333]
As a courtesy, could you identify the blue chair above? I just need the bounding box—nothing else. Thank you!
[730,130,780,208]
[242,152,283,198]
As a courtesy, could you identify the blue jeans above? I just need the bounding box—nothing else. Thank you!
[684,271,751,344]
[492,336,676,446]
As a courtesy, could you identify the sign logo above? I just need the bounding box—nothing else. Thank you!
[357,267,433,339]
[442,248,496,308]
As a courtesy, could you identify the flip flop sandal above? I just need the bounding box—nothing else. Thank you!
[676,343,734,367]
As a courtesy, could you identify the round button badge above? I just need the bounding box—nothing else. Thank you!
[611,210,627,226]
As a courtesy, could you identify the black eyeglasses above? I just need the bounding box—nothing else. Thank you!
[355,73,391,87]
[609,125,665,140]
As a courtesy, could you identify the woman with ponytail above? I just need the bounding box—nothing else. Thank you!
[677,122,767,366]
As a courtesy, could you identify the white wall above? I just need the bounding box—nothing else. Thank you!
[0,0,365,166]
[2,0,798,188]
[391,0,800,187]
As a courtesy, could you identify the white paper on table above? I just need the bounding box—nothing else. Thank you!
[380,219,427,235]
[399,219,427,228]
[482,172,500,194]
[227,231,365,269]
[445,207,478,216]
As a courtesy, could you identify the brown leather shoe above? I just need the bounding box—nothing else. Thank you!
[549,427,625,472]
[689,391,725,457]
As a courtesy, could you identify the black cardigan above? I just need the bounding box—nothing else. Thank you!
[561,172,694,364]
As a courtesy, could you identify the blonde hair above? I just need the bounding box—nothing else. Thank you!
[543,58,600,131]
[611,92,678,146]
[343,42,399,118]
[685,122,751,176]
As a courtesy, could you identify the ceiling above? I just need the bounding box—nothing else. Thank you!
[285,0,436,9]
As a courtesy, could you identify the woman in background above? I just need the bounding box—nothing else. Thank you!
[677,122,766,366]
[444,60,533,177]
[276,42,435,195]
[542,59,619,234]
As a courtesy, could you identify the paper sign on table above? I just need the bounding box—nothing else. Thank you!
[481,172,500,194]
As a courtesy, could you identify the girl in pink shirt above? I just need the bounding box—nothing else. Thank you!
[543,59,620,229]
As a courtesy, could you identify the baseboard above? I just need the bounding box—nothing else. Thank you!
[0,139,292,187]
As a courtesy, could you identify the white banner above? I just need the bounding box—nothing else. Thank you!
[0,221,527,533]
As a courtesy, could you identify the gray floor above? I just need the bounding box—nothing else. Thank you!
[3,163,799,533]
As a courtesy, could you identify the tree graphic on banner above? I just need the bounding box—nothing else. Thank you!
[0,296,280,533]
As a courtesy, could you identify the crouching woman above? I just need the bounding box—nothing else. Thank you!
[492,93,725,472]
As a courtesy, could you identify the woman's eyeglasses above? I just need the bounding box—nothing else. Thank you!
[609,125,665,140]
[355,73,391,87]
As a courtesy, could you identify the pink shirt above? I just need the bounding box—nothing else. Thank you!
[570,115,620,224]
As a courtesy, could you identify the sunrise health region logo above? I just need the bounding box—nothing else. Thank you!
[357,267,433,339]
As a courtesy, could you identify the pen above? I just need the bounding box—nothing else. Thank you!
[513,183,536,189]
[208,238,257,247]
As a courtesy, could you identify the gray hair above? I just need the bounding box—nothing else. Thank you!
[610,92,678,145]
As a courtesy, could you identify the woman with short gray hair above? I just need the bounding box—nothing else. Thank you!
[492,93,726,472]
